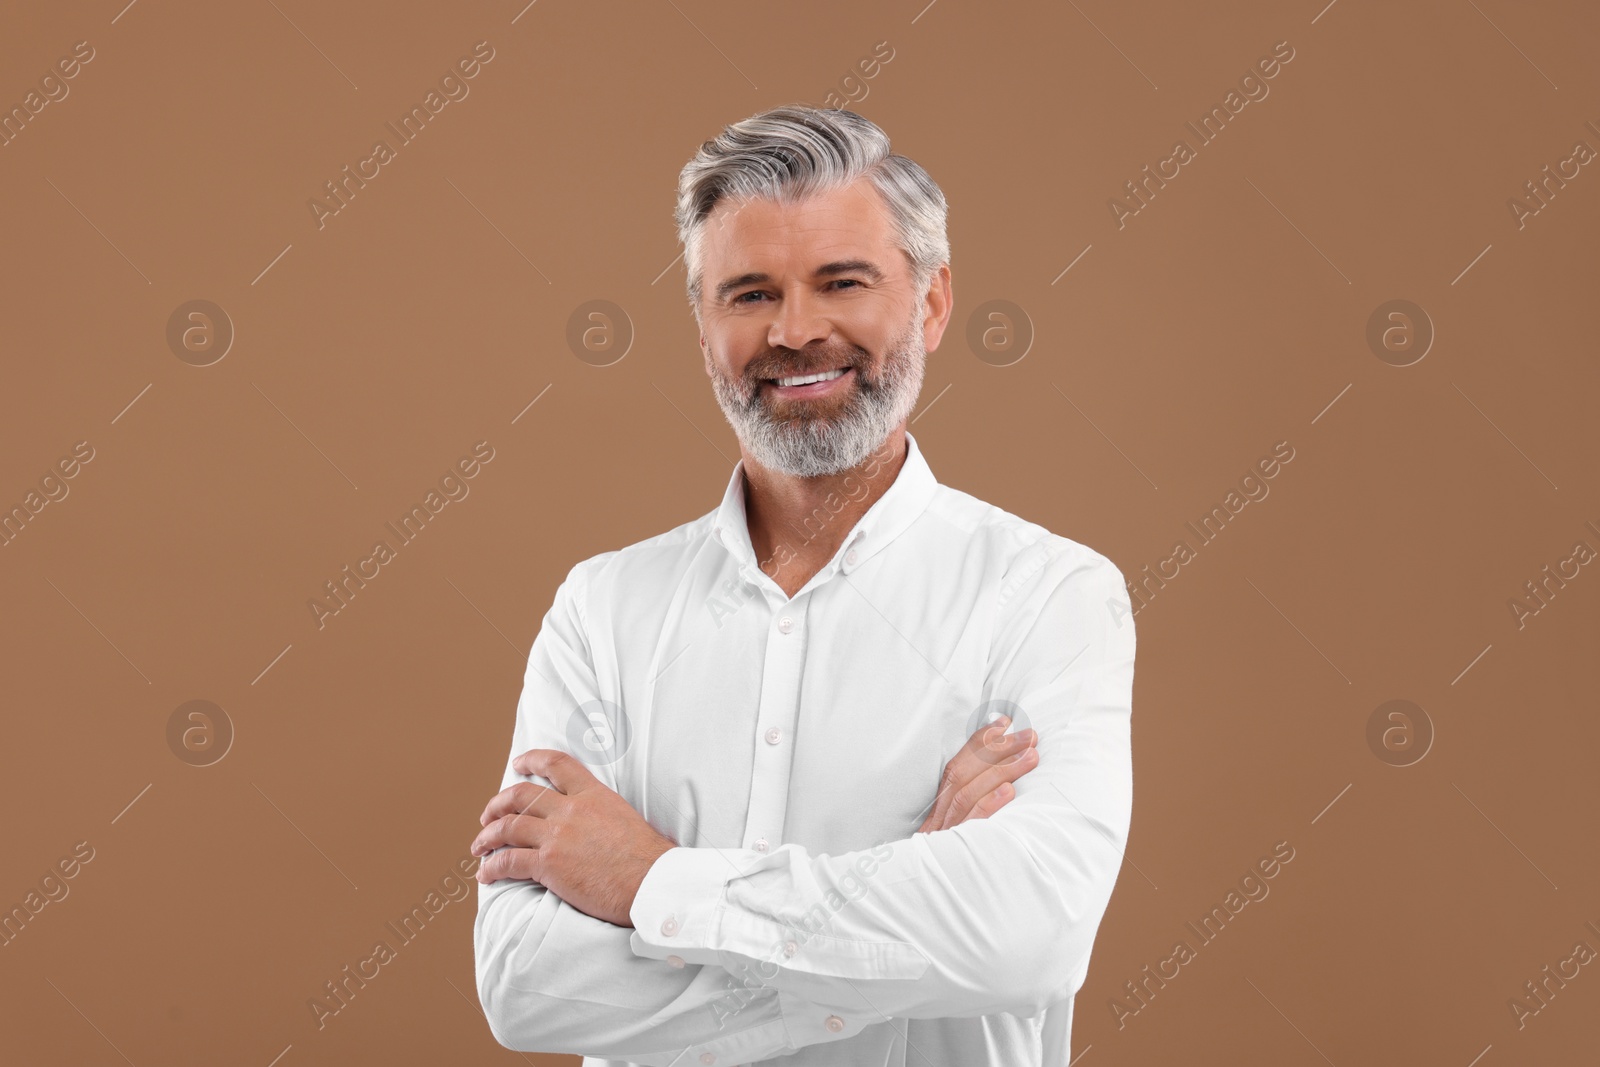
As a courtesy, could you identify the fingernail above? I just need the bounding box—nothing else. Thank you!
[995,716,1011,727]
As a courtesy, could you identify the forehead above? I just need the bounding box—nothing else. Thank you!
[700,179,898,269]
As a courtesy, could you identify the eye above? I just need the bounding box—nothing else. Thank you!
[831,279,861,291]
[734,291,768,304]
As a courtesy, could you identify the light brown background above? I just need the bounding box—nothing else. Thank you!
[3,1,1597,1064]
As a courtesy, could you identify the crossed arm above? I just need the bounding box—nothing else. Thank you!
[471,546,1135,1062]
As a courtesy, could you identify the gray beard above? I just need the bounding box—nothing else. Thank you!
[708,310,926,478]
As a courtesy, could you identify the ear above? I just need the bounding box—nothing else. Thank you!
[920,264,954,354]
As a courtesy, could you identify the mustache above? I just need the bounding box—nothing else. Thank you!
[745,348,864,382]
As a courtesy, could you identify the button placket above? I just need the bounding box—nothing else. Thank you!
[739,594,808,860]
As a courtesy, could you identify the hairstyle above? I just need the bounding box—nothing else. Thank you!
[674,104,950,315]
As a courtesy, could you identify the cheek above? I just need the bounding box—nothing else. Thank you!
[708,349,757,393]
[708,326,765,371]
[842,301,903,349]
[855,330,898,369]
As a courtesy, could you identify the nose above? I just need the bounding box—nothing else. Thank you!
[766,284,832,354]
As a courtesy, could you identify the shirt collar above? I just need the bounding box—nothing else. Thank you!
[710,431,939,580]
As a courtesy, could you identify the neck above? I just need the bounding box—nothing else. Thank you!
[741,427,908,598]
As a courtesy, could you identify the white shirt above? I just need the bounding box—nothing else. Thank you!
[474,431,1136,1066]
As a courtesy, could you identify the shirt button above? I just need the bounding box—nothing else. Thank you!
[777,616,794,634]
[845,549,859,566]
[765,726,782,744]
[660,917,679,937]
[825,1014,845,1032]
[667,954,685,968]
[700,1054,716,1065]
[783,939,797,957]
[753,838,768,852]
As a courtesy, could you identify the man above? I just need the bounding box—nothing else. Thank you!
[471,104,1136,1066]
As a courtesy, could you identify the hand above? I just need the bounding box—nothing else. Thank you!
[917,717,1039,833]
[472,749,678,927]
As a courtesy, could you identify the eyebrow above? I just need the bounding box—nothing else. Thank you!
[713,259,886,304]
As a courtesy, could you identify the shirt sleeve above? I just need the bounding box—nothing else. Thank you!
[627,545,1137,1037]
[473,556,834,1064]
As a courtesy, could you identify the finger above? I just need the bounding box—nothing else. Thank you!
[924,752,1025,833]
[962,782,1015,824]
[921,735,1017,831]
[960,717,1012,762]
[920,725,1037,833]
[476,844,543,885]
[515,749,599,794]
[472,812,545,857]
[920,761,982,832]
[937,727,1034,812]
[480,780,561,826]
[940,746,1038,830]
[962,722,1036,769]
[918,762,961,832]
[479,781,558,826]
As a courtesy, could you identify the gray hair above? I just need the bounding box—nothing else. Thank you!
[674,104,950,315]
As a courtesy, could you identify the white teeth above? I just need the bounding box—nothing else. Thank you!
[776,368,847,388]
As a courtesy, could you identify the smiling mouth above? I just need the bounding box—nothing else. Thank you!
[769,367,848,388]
